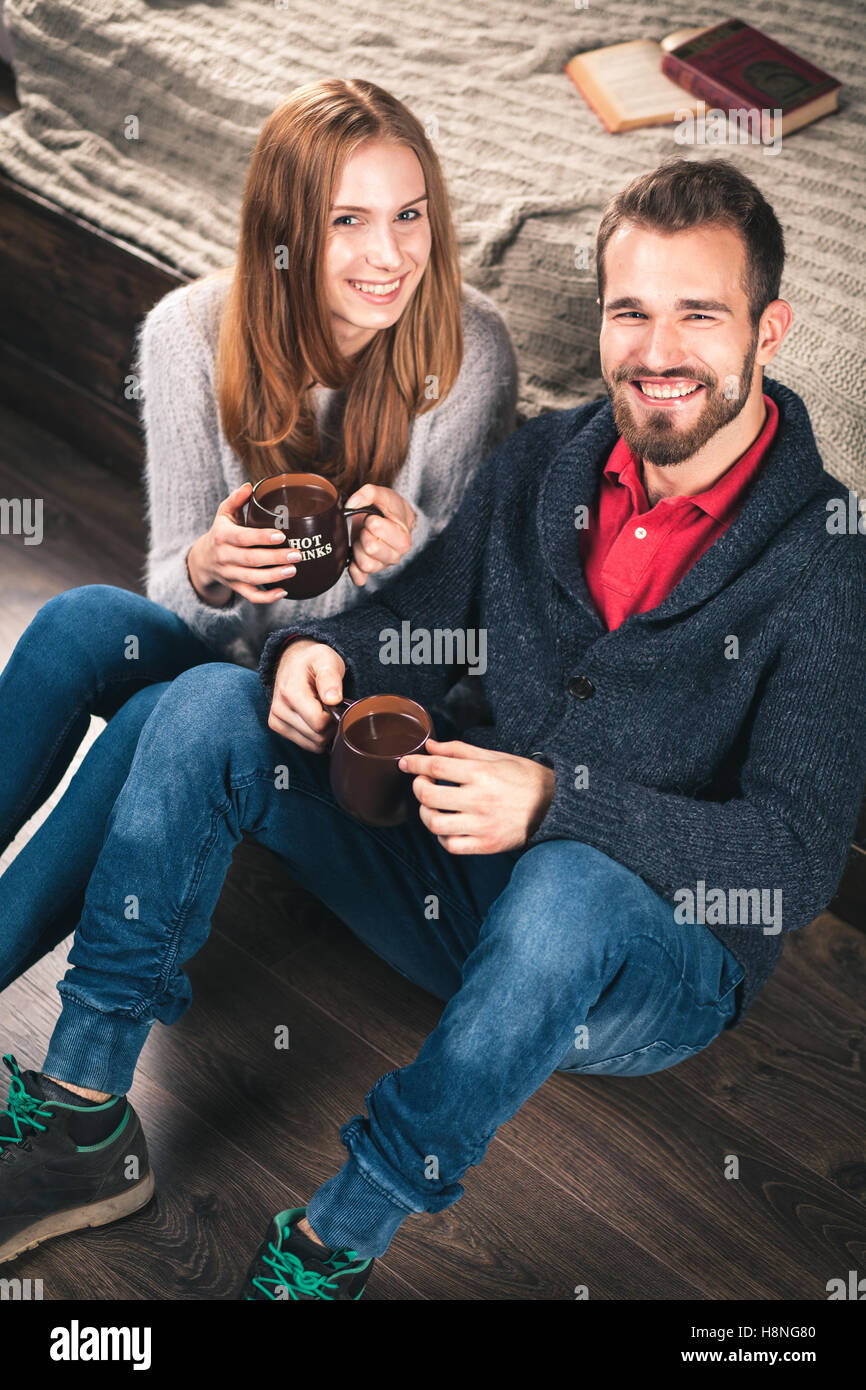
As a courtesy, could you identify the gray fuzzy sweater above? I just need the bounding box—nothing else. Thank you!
[134,271,518,668]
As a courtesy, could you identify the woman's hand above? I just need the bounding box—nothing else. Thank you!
[344,484,416,587]
[186,482,302,607]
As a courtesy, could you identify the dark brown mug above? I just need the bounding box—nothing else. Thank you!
[245,471,384,598]
[328,695,435,827]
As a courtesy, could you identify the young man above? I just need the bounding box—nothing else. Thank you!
[2,159,864,1299]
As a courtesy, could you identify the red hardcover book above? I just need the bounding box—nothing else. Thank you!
[661,18,841,136]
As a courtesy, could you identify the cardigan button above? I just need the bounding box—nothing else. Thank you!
[568,675,595,700]
[529,751,552,767]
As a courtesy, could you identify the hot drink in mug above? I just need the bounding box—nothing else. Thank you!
[328,695,435,827]
[245,472,383,599]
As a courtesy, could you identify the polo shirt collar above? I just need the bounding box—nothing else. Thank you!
[538,378,826,626]
[602,394,780,525]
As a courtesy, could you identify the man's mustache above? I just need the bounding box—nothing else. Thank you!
[610,365,717,389]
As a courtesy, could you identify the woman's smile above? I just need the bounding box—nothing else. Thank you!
[345,273,409,306]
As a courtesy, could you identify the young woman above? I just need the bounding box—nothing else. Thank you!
[0,78,517,993]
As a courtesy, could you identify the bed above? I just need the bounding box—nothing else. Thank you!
[0,0,864,492]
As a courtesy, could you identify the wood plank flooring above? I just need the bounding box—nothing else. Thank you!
[0,403,863,1300]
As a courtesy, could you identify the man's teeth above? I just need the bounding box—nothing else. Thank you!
[349,278,401,295]
[637,381,702,400]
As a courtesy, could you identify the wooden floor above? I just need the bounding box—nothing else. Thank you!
[0,402,864,1301]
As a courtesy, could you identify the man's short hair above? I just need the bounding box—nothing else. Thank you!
[596,158,786,324]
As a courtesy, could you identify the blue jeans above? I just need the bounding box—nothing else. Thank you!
[36,650,745,1259]
[0,585,216,989]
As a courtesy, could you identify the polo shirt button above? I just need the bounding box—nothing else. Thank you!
[634,525,647,539]
[568,675,595,700]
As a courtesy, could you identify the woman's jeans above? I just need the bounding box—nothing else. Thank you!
[18,616,745,1259]
[0,584,216,988]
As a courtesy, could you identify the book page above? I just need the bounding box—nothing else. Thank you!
[578,40,699,122]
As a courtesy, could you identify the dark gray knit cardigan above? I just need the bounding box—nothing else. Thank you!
[260,378,866,1026]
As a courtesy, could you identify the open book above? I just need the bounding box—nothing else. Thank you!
[565,22,840,136]
[564,28,709,132]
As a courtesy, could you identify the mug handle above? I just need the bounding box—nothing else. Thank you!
[342,503,385,568]
[324,696,360,751]
[325,698,356,724]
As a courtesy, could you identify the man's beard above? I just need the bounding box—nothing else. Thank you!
[605,334,758,467]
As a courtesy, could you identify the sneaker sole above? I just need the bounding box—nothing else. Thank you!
[0,1169,155,1264]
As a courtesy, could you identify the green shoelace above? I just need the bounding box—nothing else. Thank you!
[249,1241,359,1300]
[0,1058,53,1153]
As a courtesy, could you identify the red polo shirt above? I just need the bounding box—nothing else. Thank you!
[580,395,778,631]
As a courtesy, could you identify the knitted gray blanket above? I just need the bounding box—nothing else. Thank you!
[1,0,863,491]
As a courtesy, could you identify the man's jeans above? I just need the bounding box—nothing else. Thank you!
[11,590,745,1259]
[0,585,216,988]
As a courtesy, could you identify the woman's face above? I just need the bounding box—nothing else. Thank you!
[323,139,432,355]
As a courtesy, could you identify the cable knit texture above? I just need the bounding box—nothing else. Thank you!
[259,378,866,1028]
[4,0,866,496]
[134,271,518,668]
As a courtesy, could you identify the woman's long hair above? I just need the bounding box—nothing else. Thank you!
[213,78,463,496]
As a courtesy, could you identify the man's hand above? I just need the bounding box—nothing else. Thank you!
[399,740,556,854]
[268,638,346,752]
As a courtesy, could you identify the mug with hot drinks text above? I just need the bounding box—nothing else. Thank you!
[328,694,435,828]
[245,472,384,599]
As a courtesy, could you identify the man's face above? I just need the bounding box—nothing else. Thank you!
[599,222,760,466]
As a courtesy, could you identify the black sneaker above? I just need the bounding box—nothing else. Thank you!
[0,1054,154,1263]
[238,1206,374,1300]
